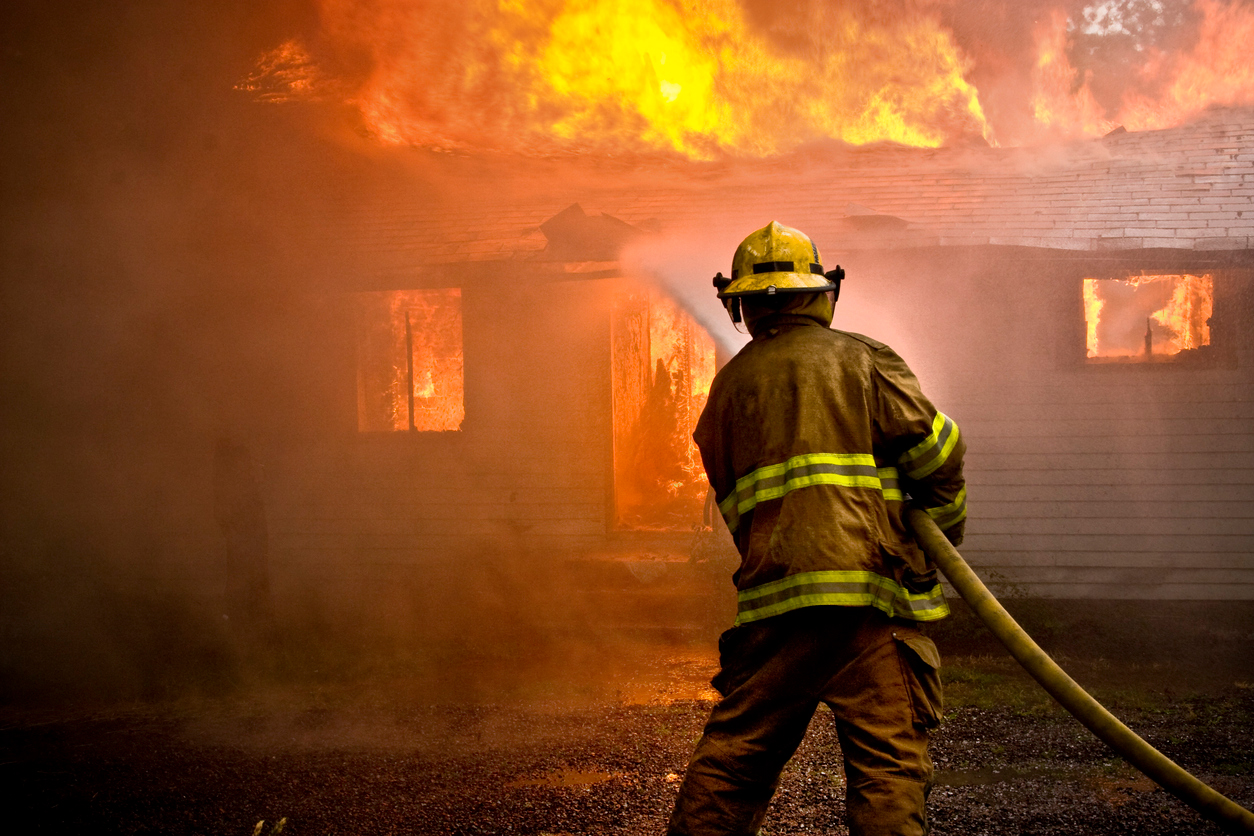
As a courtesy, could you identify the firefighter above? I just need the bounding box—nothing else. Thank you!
[667,222,966,836]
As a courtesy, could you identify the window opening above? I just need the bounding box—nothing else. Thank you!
[611,285,716,530]
[1082,273,1213,363]
[356,288,464,431]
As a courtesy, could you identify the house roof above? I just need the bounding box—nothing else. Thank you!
[314,106,1254,285]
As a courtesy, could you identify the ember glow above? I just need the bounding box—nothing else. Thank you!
[1083,274,1213,360]
[612,285,715,529]
[234,39,325,103]
[357,289,465,431]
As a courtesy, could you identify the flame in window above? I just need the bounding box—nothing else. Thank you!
[357,289,465,431]
[612,285,716,529]
[1083,274,1213,361]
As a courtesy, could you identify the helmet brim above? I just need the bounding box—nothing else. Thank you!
[717,272,838,298]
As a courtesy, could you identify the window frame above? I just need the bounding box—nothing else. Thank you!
[1066,262,1246,372]
[353,287,466,434]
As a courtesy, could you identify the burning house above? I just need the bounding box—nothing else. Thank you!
[7,1,1254,694]
[241,105,1254,635]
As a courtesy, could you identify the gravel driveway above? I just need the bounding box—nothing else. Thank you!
[4,647,1251,836]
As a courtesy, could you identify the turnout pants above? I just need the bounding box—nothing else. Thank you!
[667,606,943,836]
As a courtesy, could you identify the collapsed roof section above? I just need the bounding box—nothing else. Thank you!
[538,203,647,262]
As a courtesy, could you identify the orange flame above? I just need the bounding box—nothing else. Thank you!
[1149,274,1213,352]
[247,1,1254,152]
[1119,0,1254,131]
[252,0,990,157]
[234,39,325,103]
[1031,8,1113,138]
[1083,278,1104,358]
[612,284,715,529]
[1031,0,1254,139]
[357,289,465,432]
[1083,274,1213,361]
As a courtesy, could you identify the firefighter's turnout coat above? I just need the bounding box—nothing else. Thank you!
[695,307,966,627]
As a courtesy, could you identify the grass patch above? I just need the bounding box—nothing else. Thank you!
[941,655,1056,712]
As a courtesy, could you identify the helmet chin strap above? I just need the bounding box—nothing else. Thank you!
[826,265,845,304]
[721,298,750,333]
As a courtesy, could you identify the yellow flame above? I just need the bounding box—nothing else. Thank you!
[1083,278,1104,358]
[414,367,435,399]
[277,0,990,158]
[248,0,1254,152]
[1083,274,1212,360]
[1150,274,1212,352]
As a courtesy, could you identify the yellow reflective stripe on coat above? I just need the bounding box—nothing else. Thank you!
[899,412,961,480]
[924,486,967,530]
[736,570,950,625]
[878,466,904,502]
[717,455,904,534]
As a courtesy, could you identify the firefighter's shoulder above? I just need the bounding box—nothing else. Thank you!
[830,329,888,352]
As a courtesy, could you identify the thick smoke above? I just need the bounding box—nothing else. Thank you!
[1,1,739,704]
[0,0,450,702]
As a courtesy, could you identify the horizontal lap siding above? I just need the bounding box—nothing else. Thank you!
[264,256,1254,600]
[273,500,608,530]
[970,484,1254,501]
[871,252,1254,600]
[967,469,1254,486]
[965,533,1253,552]
[964,582,1254,599]
[948,334,1254,600]
[974,502,1254,521]
[277,518,607,549]
[957,550,1252,568]
[972,566,1254,585]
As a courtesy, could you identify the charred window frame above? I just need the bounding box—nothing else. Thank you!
[1070,265,1247,370]
[355,288,465,432]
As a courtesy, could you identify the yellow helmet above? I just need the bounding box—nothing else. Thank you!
[713,221,840,298]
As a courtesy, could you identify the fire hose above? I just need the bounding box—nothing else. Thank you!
[906,508,1254,836]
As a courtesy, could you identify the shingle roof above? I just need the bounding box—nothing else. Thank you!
[322,106,1254,280]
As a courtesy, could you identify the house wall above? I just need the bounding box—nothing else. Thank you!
[260,276,618,634]
[262,243,1254,617]
[848,247,1254,600]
